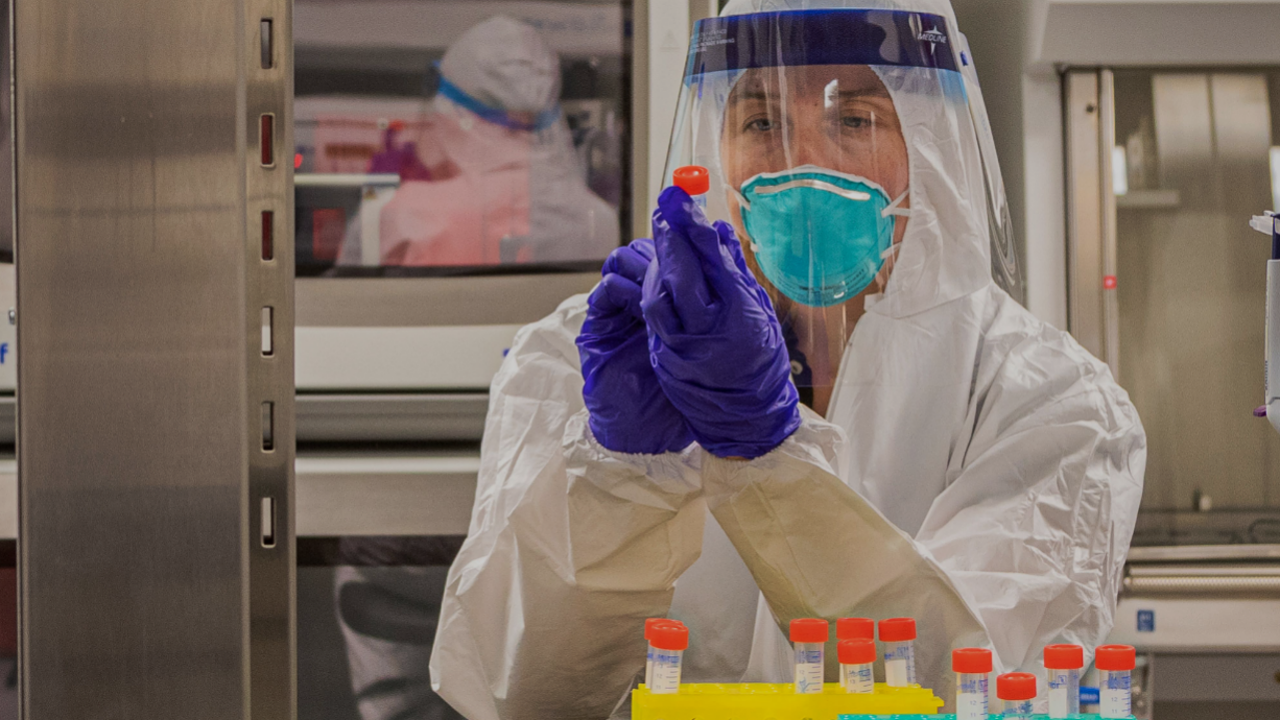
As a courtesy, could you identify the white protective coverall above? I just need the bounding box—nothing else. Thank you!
[428,1,1146,718]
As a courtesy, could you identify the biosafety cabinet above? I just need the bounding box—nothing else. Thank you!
[1023,1,1280,718]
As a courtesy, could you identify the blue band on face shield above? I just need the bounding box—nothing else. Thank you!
[686,10,958,78]
[737,166,904,308]
[435,72,560,132]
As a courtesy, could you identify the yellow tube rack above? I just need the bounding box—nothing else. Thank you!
[632,682,944,720]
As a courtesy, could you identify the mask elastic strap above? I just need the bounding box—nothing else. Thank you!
[881,189,911,219]
[729,186,763,252]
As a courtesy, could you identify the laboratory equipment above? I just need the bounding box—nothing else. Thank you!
[1096,644,1135,719]
[996,672,1037,720]
[645,618,681,688]
[673,166,710,210]
[631,681,943,720]
[1251,211,1280,435]
[951,647,991,720]
[879,618,917,687]
[837,617,875,642]
[649,622,689,694]
[1044,643,1083,718]
[791,618,829,694]
[838,639,875,694]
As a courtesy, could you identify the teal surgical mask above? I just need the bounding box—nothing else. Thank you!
[733,165,909,308]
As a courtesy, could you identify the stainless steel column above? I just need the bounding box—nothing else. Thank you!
[14,0,294,717]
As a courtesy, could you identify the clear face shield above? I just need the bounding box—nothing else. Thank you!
[662,9,1020,404]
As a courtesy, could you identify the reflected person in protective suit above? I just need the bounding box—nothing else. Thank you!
[428,1,1146,719]
[369,15,619,266]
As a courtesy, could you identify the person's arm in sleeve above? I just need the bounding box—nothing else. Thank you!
[913,320,1146,670]
[701,317,1145,686]
[430,281,707,719]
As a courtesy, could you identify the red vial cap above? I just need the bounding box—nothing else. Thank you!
[837,617,875,641]
[1044,644,1084,670]
[878,617,917,642]
[645,618,679,640]
[673,165,710,196]
[952,647,993,674]
[839,639,876,665]
[996,672,1037,701]
[789,618,829,644]
[1095,644,1136,671]
[650,623,688,651]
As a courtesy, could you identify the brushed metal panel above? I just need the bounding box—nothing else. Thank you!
[15,0,294,718]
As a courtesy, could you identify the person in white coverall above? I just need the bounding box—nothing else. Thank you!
[425,1,1147,718]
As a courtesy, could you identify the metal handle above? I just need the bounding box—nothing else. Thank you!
[1124,573,1280,594]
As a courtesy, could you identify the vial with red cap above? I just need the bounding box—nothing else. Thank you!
[1044,643,1084,717]
[952,648,991,720]
[878,617,917,687]
[837,617,875,642]
[644,618,680,688]
[1096,644,1136,718]
[648,622,688,694]
[789,618,828,694]
[672,166,710,210]
[997,672,1037,720]
[838,639,875,694]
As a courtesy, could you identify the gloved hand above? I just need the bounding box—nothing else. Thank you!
[577,238,695,454]
[642,186,801,459]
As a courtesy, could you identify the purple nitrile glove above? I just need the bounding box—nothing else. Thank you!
[576,238,695,454]
[642,187,800,459]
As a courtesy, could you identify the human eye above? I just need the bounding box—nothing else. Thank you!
[743,115,776,133]
[841,110,875,130]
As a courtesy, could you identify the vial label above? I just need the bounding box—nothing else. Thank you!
[883,643,916,686]
[794,648,823,693]
[956,693,987,720]
[650,651,682,694]
[1100,671,1131,718]
[956,675,988,720]
[644,647,653,688]
[885,659,910,687]
[1005,699,1035,720]
[1047,669,1080,718]
[843,664,873,694]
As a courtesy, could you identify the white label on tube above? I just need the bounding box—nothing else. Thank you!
[885,659,909,687]
[651,652,681,694]
[957,693,986,720]
[1049,687,1068,718]
[843,664,873,694]
[1100,671,1131,718]
[795,662,823,693]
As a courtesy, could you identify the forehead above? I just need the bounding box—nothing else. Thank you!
[727,65,890,99]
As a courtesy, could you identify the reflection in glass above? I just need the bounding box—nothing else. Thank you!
[293,1,628,275]
[1112,69,1280,545]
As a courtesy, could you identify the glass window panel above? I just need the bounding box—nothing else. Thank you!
[293,0,630,276]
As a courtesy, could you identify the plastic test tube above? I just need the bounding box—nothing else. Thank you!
[790,618,829,694]
[878,617,917,687]
[648,623,689,694]
[951,648,992,720]
[1096,644,1136,719]
[673,166,710,209]
[997,672,1037,720]
[1044,643,1084,718]
[837,617,875,642]
[644,618,679,688]
[838,639,876,694]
